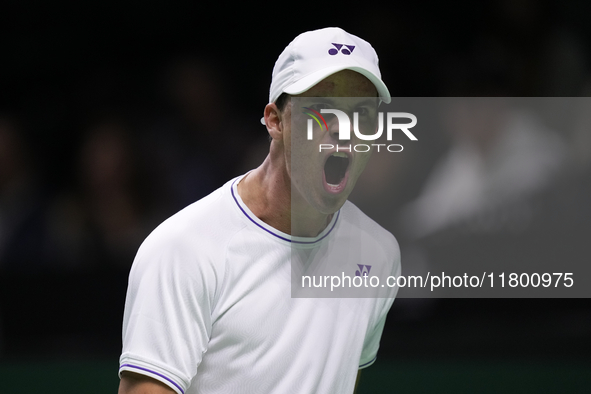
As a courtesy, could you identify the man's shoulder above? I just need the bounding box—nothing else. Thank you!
[136,177,245,262]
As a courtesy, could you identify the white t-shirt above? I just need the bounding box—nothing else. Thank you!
[119,174,401,394]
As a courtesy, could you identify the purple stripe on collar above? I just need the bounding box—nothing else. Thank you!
[120,364,184,394]
[231,178,339,244]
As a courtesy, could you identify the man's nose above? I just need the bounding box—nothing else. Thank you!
[327,114,353,142]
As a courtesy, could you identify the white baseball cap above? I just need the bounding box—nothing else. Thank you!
[261,27,391,124]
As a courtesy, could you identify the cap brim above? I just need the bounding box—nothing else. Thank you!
[260,65,391,125]
[283,65,391,104]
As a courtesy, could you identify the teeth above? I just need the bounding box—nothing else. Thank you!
[331,152,348,158]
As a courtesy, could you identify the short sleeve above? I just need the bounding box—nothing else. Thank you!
[358,312,387,369]
[118,231,218,394]
[359,235,401,369]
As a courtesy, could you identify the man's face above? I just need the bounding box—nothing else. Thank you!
[282,69,379,215]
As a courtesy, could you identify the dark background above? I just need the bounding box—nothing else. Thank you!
[1,0,590,392]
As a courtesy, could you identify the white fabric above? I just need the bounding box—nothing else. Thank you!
[260,27,391,125]
[119,174,400,394]
[270,27,390,104]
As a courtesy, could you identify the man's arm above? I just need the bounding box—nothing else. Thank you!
[354,370,362,394]
[118,371,176,394]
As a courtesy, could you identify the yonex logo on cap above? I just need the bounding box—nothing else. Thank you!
[328,43,355,55]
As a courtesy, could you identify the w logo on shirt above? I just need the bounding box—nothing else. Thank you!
[328,43,355,55]
[355,264,372,277]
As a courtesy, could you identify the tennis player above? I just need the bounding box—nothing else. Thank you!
[118,27,400,394]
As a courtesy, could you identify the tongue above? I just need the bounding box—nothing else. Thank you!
[325,156,348,185]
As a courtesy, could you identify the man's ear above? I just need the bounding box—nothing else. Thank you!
[264,103,283,141]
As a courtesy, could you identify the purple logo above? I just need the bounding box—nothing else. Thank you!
[328,43,355,56]
[355,264,372,277]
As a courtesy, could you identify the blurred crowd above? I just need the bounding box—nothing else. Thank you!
[1,0,590,359]
[0,56,269,272]
[2,0,590,273]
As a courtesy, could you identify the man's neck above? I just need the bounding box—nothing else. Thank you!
[237,156,333,238]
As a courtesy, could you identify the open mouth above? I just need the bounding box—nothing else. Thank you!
[324,152,350,188]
